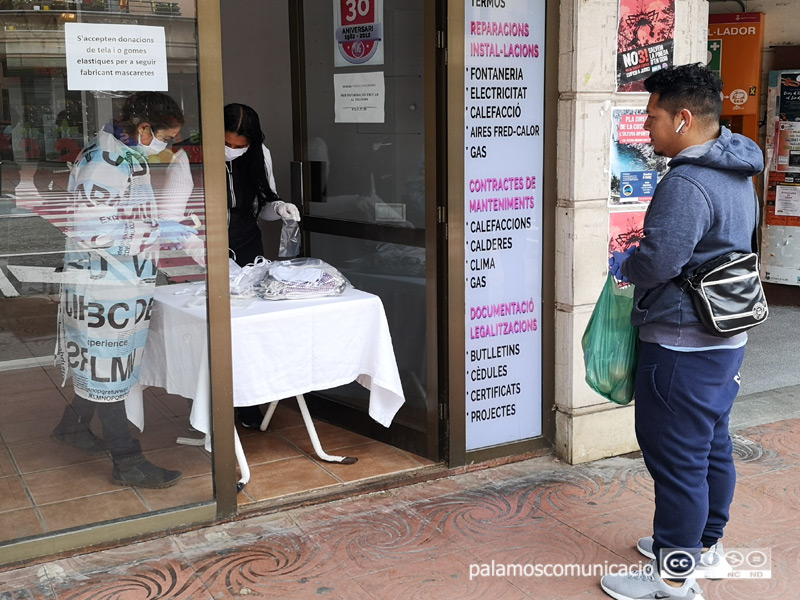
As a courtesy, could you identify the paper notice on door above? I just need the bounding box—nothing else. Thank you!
[776,183,800,217]
[65,23,168,91]
[334,72,385,123]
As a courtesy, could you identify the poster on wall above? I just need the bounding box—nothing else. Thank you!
[64,23,168,91]
[333,0,384,67]
[765,172,800,228]
[464,0,545,451]
[762,71,800,287]
[779,73,800,121]
[774,121,800,172]
[609,209,646,288]
[609,210,646,256]
[610,108,669,204]
[616,0,675,92]
[762,172,800,286]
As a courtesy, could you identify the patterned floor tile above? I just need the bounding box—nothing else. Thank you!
[42,537,184,581]
[528,468,651,523]
[724,484,800,546]
[353,550,524,600]
[737,463,800,511]
[732,433,788,479]
[462,519,636,599]
[1,420,799,600]
[193,532,327,598]
[736,419,800,460]
[301,503,451,576]
[566,500,656,565]
[50,559,212,600]
[0,563,57,599]
[411,484,552,551]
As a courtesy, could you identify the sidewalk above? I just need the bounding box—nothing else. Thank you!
[2,417,799,600]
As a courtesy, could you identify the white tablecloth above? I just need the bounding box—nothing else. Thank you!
[129,284,406,450]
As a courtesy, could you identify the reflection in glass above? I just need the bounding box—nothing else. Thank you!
[300,1,430,456]
[0,3,211,545]
[53,91,200,488]
[303,1,426,229]
[309,233,428,450]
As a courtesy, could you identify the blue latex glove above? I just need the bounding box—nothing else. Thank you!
[157,220,197,251]
[609,246,636,283]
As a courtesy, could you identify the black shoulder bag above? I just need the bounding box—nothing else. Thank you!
[676,190,769,338]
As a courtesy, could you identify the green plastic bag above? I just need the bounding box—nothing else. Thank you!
[581,274,639,405]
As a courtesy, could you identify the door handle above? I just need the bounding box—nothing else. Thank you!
[290,160,304,208]
[292,160,328,204]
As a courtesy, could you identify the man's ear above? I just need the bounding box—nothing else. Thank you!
[677,109,693,132]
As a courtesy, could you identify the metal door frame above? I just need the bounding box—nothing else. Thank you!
[287,0,444,461]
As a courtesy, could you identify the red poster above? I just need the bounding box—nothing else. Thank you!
[609,210,646,255]
[764,170,800,228]
[335,0,383,66]
[616,0,675,92]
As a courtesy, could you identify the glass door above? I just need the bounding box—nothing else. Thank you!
[291,0,438,459]
[0,0,218,558]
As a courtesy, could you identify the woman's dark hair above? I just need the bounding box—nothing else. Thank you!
[644,63,723,122]
[119,91,184,136]
[224,103,271,201]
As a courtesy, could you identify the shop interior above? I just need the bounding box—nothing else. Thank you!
[0,0,435,545]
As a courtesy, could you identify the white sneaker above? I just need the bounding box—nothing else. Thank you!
[636,537,732,580]
[600,560,704,600]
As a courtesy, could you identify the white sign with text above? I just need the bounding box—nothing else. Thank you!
[464,0,545,450]
[334,71,385,123]
[65,23,168,91]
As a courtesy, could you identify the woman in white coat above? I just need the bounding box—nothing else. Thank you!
[224,103,301,427]
[224,103,300,267]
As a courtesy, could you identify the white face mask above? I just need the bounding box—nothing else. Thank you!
[138,133,168,156]
[225,145,249,161]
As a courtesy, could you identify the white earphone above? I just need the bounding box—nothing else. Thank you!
[676,120,687,133]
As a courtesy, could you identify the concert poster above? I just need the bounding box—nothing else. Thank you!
[616,0,675,92]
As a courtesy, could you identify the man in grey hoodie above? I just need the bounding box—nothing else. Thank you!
[601,63,764,600]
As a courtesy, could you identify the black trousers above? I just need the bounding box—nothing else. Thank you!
[70,395,141,460]
[230,234,264,267]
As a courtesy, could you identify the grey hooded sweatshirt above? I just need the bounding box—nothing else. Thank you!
[620,126,765,347]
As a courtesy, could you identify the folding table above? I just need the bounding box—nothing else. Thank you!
[128,282,406,490]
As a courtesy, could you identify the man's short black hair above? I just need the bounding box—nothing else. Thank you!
[644,63,723,122]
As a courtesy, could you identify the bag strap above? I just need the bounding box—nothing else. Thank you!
[750,185,759,255]
[675,183,760,291]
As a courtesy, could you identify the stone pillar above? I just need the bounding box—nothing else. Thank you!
[554,0,710,463]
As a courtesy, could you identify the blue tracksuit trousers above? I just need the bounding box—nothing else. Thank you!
[634,341,745,574]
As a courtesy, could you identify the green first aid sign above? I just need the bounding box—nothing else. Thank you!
[707,39,722,78]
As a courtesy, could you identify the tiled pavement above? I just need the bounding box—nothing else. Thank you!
[2,418,800,600]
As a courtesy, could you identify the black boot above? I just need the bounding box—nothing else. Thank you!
[51,404,105,454]
[111,454,182,489]
[237,405,264,429]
